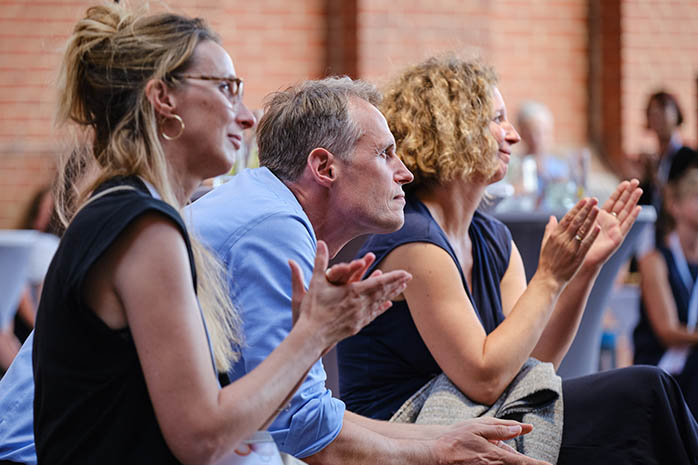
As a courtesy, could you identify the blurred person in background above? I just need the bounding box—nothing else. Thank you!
[639,91,697,212]
[509,101,569,209]
[636,91,698,256]
[495,101,591,212]
[0,187,60,375]
[13,186,61,343]
[635,167,698,419]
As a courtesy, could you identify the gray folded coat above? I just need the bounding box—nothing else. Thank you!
[390,358,563,464]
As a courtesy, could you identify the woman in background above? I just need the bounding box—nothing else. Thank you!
[635,167,698,418]
[14,186,61,343]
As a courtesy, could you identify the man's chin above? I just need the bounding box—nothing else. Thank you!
[373,215,405,234]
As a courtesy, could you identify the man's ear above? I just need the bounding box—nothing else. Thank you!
[307,147,337,187]
[144,78,177,119]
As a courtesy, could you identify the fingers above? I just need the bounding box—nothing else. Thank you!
[325,253,375,285]
[604,179,642,219]
[491,439,517,453]
[617,185,643,231]
[469,418,534,435]
[351,270,411,322]
[288,259,306,295]
[475,423,526,441]
[600,179,630,213]
[489,442,551,465]
[325,262,357,284]
[578,223,601,255]
[371,273,411,308]
[574,204,600,243]
[562,197,598,243]
[557,198,587,231]
[354,269,412,296]
[349,253,376,283]
[624,205,642,232]
[487,440,552,465]
[367,269,383,278]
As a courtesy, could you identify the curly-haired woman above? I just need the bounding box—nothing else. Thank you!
[338,56,698,464]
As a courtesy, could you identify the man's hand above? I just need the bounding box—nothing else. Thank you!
[325,252,377,285]
[431,418,551,465]
[288,241,411,352]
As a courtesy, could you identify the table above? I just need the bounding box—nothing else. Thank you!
[495,206,656,379]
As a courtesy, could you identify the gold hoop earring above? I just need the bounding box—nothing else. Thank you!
[161,114,185,141]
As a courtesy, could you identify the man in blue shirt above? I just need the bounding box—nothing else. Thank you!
[188,77,542,465]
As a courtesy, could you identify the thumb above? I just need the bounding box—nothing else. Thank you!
[541,215,557,245]
[312,240,330,283]
[288,259,307,324]
[477,424,525,441]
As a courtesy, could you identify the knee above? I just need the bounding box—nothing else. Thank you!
[617,365,678,401]
[624,364,670,382]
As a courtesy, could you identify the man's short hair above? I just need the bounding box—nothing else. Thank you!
[257,76,382,181]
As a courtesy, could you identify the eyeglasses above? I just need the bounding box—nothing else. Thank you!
[174,74,244,102]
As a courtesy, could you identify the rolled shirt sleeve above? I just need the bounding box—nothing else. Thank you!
[224,213,345,457]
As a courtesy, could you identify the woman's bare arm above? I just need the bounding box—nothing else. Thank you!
[87,212,410,465]
[640,250,698,348]
[378,199,599,405]
[530,180,642,366]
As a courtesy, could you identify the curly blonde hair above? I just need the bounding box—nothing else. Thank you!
[380,56,499,189]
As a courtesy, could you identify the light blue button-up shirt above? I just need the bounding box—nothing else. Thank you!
[0,332,37,464]
[186,167,345,458]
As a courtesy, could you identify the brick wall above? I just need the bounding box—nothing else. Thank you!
[356,0,491,86]
[0,0,326,228]
[1,1,697,228]
[0,1,75,228]
[355,0,588,147]
[490,0,589,150]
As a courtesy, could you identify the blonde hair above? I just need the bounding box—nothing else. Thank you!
[380,55,499,189]
[55,2,240,371]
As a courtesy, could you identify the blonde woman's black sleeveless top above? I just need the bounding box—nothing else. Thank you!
[33,177,195,464]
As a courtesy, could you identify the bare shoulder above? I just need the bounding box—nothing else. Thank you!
[380,241,459,277]
[84,211,191,329]
[378,242,465,304]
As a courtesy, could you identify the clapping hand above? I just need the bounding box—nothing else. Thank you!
[583,179,642,268]
[537,197,601,284]
[287,241,411,352]
[434,418,551,465]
